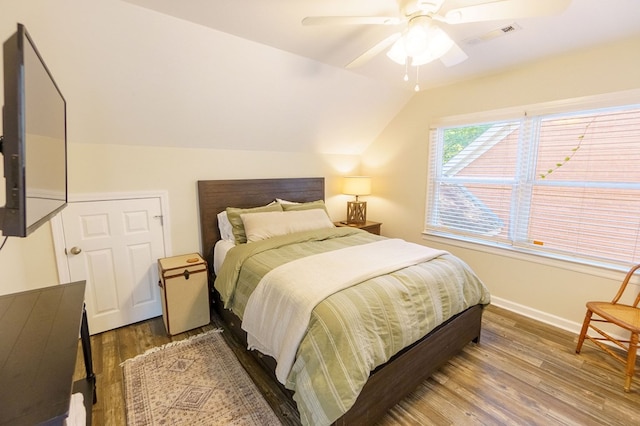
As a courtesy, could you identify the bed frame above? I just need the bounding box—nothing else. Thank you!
[197,177,484,425]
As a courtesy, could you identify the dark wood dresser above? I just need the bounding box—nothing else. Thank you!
[0,281,95,426]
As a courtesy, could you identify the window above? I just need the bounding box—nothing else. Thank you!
[425,102,640,266]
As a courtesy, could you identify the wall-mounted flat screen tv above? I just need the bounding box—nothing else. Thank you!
[1,23,67,238]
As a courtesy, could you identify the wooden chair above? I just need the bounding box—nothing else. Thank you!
[576,263,640,392]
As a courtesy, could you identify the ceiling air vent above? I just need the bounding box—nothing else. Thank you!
[464,23,522,45]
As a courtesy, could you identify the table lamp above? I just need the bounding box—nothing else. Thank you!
[343,176,371,225]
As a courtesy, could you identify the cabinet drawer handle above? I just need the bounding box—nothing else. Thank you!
[183,270,190,280]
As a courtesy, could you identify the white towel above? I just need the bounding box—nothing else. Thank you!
[64,392,86,426]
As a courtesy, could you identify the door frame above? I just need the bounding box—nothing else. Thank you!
[51,190,172,284]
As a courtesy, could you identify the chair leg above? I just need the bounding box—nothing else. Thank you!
[624,332,638,392]
[576,309,593,354]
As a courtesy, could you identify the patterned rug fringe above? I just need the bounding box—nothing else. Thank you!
[119,328,223,367]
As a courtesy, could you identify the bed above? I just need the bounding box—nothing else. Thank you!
[197,177,490,426]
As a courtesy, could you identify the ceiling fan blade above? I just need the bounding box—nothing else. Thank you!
[302,16,401,26]
[439,0,571,24]
[346,32,402,69]
[439,42,468,67]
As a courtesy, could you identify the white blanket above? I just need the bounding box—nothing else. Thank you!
[241,238,448,384]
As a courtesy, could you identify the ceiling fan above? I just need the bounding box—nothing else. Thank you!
[302,0,571,89]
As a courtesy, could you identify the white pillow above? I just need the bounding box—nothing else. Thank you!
[241,209,334,243]
[276,198,299,205]
[217,211,234,241]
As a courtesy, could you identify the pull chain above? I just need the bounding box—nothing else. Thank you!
[414,65,420,92]
[403,57,409,82]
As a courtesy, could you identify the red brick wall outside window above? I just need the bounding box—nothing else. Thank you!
[427,106,640,265]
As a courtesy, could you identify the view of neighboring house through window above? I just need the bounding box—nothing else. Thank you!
[425,102,640,266]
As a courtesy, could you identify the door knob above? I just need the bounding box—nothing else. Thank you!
[68,246,82,255]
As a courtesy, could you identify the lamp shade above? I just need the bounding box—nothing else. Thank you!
[386,18,454,66]
[343,176,371,196]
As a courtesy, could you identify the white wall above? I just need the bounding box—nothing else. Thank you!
[0,224,59,294]
[0,142,360,295]
[363,35,640,332]
[68,143,359,254]
[0,0,367,294]
[0,0,409,154]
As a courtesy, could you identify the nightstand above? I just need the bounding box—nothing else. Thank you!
[334,220,382,235]
[158,253,210,335]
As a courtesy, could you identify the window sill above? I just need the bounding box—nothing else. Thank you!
[421,231,632,282]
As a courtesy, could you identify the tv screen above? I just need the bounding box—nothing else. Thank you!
[1,23,67,237]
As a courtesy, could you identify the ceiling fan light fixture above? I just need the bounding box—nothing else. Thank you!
[386,22,454,66]
[414,26,454,64]
[387,37,408,65]
[404,24,430,56]
[306,0,571,76]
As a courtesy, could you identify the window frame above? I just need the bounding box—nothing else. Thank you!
[423,89,640,271]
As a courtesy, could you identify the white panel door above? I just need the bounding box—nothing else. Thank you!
[61,198,165,334]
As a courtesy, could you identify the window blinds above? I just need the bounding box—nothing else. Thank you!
[426,104,640,265]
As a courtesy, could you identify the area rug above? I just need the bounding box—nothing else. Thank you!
[122,329,281,425]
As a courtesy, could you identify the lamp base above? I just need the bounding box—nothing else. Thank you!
[346,201,367,225]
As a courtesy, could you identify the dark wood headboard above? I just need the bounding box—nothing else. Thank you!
[197,177,325,266]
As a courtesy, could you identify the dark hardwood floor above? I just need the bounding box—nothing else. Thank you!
[74,304,640,426]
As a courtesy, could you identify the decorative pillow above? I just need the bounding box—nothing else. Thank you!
[281,199,328,213]
[241,209,334,243]
[217,211,234,242]
[226,203,283,244]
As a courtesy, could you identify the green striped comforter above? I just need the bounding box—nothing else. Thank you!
[215,227,491,426]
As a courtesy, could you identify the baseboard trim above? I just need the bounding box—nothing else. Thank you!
[490,296,630,345]
[490,296,582,335]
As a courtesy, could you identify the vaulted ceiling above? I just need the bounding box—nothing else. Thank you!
[22,0,636,154]
[123,0,640,90]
